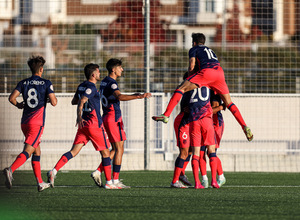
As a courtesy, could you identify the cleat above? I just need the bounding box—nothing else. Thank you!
[201,179,209,188]
[217,177,226,188]
[195,182,205,189]
[113,180,131,189]
[91,170,102,187]
[47,170,56,188]
[104,182,120,189]
[179,175,192,186]
[211,180,220,188]
[243,126,253,141]
[3,168,13,189]
[38,182,51,192]
[170,180,188,188]
[152,114,169,123]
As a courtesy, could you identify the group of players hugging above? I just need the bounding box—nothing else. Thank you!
[3,33,252,191]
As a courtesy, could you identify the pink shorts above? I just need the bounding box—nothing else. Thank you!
[21,124,44,148]
[189,116,216,147]
[73,125,110,151]
[214,123,224,149]
[103,117,127,143]
[174,112,190,149]
[187,66,229,95]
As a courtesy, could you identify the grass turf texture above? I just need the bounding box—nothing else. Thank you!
[0,171,299,220]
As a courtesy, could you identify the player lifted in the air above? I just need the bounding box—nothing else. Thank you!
[152,33,253,142]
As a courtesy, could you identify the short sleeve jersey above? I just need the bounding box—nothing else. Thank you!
[15,75,54,126]
[187,86,213,123]
[189,45,220,71]
[99,76,121,122]
[74,81,103,128]
[210,90,224,127]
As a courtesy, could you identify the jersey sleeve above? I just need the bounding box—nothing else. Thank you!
[189,47,196,59]
[14,80,24,93]
[46,80,55,95]
[83,85,97,100]
[109,81,119,93]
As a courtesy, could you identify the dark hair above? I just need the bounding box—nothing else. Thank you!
[84,63,99,80]
[27,55,46,74]
[192,33,206,45]
[106,58,122,73]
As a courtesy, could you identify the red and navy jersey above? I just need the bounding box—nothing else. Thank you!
[210,90,224,127]
[99,76,121,122]
[189,45,220,71]
[74,81,103,128]
[15,75,54,126]
[180,86,212,124]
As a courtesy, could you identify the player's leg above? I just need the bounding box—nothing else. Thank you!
[191,146,204,189]
[220,93,253,141]
[152,80,198,122]
[179,151,192,186]
[199,146,208,188]
[207,145,219,188]
[47,143,83,187]
[171,148,189,188]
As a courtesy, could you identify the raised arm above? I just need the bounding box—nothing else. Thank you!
[113,90,151,101]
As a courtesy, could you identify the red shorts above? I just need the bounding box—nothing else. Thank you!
[214,123,224,149]
[73,125,110,151]
[21,124,44,148]
[189,116,216,147]
[174,112,190,149]
[103,117,126,143]
[187,66,229,95]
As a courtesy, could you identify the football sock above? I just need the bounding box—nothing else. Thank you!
[113,164,121,180]
[54,151,73,171]
[209,153,217,181]
[31,155,43,184]
[180,154,191,176]
[217,156,224,176]
[163,89,184,117]
[199,146,207,176]
[218,174,225,180]
[202,175,208,181]
[192,155,200,184]
[227,102,246,128]
[172,157,185,184]
[10,151,29,172]
[102,157,112,181]
[97,163,104,173]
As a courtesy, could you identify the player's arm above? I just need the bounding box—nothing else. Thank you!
[113,90,151,101]
[8,89,24,109]
[76,95,88,129]
[188,57,196,76]
[212,100,225,114]
[48,93,57,106]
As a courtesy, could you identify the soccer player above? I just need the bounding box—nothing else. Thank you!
[152,33,253,142]
[200,91,226,188]
[171,73,193,188]
[91,58,151,189]
[47,63,118,189]
[3,55,57,192]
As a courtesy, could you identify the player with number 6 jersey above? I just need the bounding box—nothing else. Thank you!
[4,55,57,192]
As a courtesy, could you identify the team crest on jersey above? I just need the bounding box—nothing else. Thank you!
[111,84,118,90]
[85,88,92,95]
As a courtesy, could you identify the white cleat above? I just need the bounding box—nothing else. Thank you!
[170,180,188,188]
[243,126,253,141]
[3,168,13,189]
[113,180,131,189]
[38,182,51,192]
[217,177,226,187]
[201,179,209,188]
[104,182,120,189]
[47,170,56,188]
[91,170,102,187]
[179,175,192,186]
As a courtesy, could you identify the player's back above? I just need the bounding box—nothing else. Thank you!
[187,86,212,122]
[75,81,102,128]
[99,76,121,122]
[189,45,220,71]
[16,75,53,126]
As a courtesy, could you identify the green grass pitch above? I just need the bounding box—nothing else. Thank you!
[0,171,299,220]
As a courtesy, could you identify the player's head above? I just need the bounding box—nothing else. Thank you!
[84,63,100,80]
[27,55,46,75]
[192,33,206,45]
[106,58,122,74]
[183,72,189,80]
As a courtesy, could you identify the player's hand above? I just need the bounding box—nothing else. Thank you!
[76,117,86,129]
[16,101,25,109]
[142,93,152,99]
